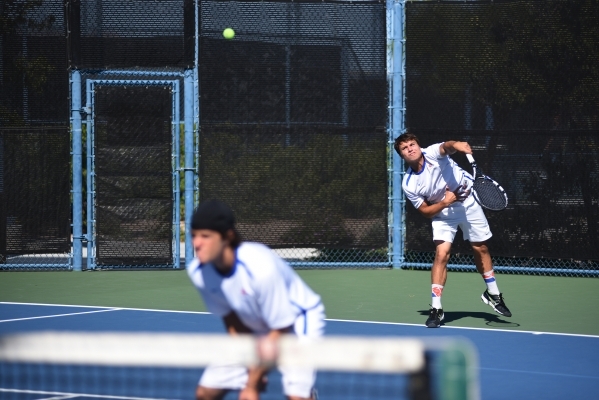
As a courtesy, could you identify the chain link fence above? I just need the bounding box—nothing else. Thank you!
[404,0,599,276]
[0,128,71,270]
[1,0,597,274]
[0,0,70,269]
[93,85,176,267]
[198,0,389,267]
[71,0,189,269]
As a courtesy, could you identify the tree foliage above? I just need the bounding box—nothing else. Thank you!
[406,0,599,130]
[199,128,387,248]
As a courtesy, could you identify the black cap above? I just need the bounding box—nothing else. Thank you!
[191,200,235,233]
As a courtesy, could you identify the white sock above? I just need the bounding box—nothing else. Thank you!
[431,284,444,309]
[482,270,500,295]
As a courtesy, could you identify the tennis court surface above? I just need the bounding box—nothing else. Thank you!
[1,270,598,400]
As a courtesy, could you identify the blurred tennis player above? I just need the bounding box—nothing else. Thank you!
[394,132,512,328]
[187,199,325,400]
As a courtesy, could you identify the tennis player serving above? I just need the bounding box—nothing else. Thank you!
[394,132,512,328]
[187,200,325,400]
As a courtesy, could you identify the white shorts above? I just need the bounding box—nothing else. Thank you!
[431,195,492,243]
[199,303,326,398]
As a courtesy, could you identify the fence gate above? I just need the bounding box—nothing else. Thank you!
[88,80,180,269]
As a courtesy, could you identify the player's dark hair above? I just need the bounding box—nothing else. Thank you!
[223,229,243,249]
[393,131,420,155]
[191,199,235,232]
[191,200,242,248]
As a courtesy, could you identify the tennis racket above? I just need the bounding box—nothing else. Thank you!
[466,154,508,211]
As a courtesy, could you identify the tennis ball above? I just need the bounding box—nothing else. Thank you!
[223,28,235,40]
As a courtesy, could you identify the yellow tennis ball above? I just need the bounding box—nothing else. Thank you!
[223,28,235,40]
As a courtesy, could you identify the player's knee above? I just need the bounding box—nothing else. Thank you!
[435,253,450,265]
[195,386,206,400]
[471,242,489,256]
[434,247,451,262]
[196,386,222,400]
[434,241,451,261]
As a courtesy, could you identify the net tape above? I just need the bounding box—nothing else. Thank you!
[0,332,480,400]
[0,332,425,373]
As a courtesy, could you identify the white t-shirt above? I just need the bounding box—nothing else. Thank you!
[187,242,323,334]
[402,143,473,210]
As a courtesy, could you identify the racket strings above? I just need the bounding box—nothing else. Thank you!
[473,179,507,210]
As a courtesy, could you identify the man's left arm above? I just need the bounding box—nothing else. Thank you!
[240,326,293,400]
[222,313,289,400]
[239,261,297,400]
[439,141,472,156]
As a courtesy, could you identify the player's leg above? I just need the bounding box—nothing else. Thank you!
[432,240,451,286]
[282,373,317,400]
[471,241,493,275]
[427,240,451,328]
[471,241,512,317]
[471,241,504,299]
[461,200,512,317]
[196,365,247,400]
[429,214,460,328]
[196,385,227,400]
[282,304,326,400]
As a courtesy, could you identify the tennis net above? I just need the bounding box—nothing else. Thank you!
[0,332,479,400]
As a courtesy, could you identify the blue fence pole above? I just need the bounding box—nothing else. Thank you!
[71,70,83,271]
[184,70,195,265]
[387,0,406,269]
[174,81,181,269]
[85,79,93,270]
[193,0,200,231]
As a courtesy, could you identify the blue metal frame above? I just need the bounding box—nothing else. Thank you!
[184,70,195,265]
[85,79,181,269]
[387,0,406,269]
[191,0,201,266]
[72,70,83,271]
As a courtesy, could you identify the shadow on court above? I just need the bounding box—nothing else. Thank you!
[418,310,520,328]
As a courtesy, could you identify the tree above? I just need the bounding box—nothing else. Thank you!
[406,0,599,130]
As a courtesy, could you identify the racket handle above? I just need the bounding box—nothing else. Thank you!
[466,154,475,163]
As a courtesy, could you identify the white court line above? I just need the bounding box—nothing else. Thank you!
[326,318,599,339]
[0,388,165,400]
[481,367,599,380]
[2,301,598,338]
[0,308,122,323]
[0,301,210,315]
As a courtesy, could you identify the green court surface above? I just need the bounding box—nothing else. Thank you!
[1,269,598,336]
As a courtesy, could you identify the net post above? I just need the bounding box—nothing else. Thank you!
[439,342,480,400]
[407,352,433,400]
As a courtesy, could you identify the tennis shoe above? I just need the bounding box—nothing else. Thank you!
[425,307,444,328]
[481,290,512,317]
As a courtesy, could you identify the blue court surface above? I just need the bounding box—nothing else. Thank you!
[1,302,598,400]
